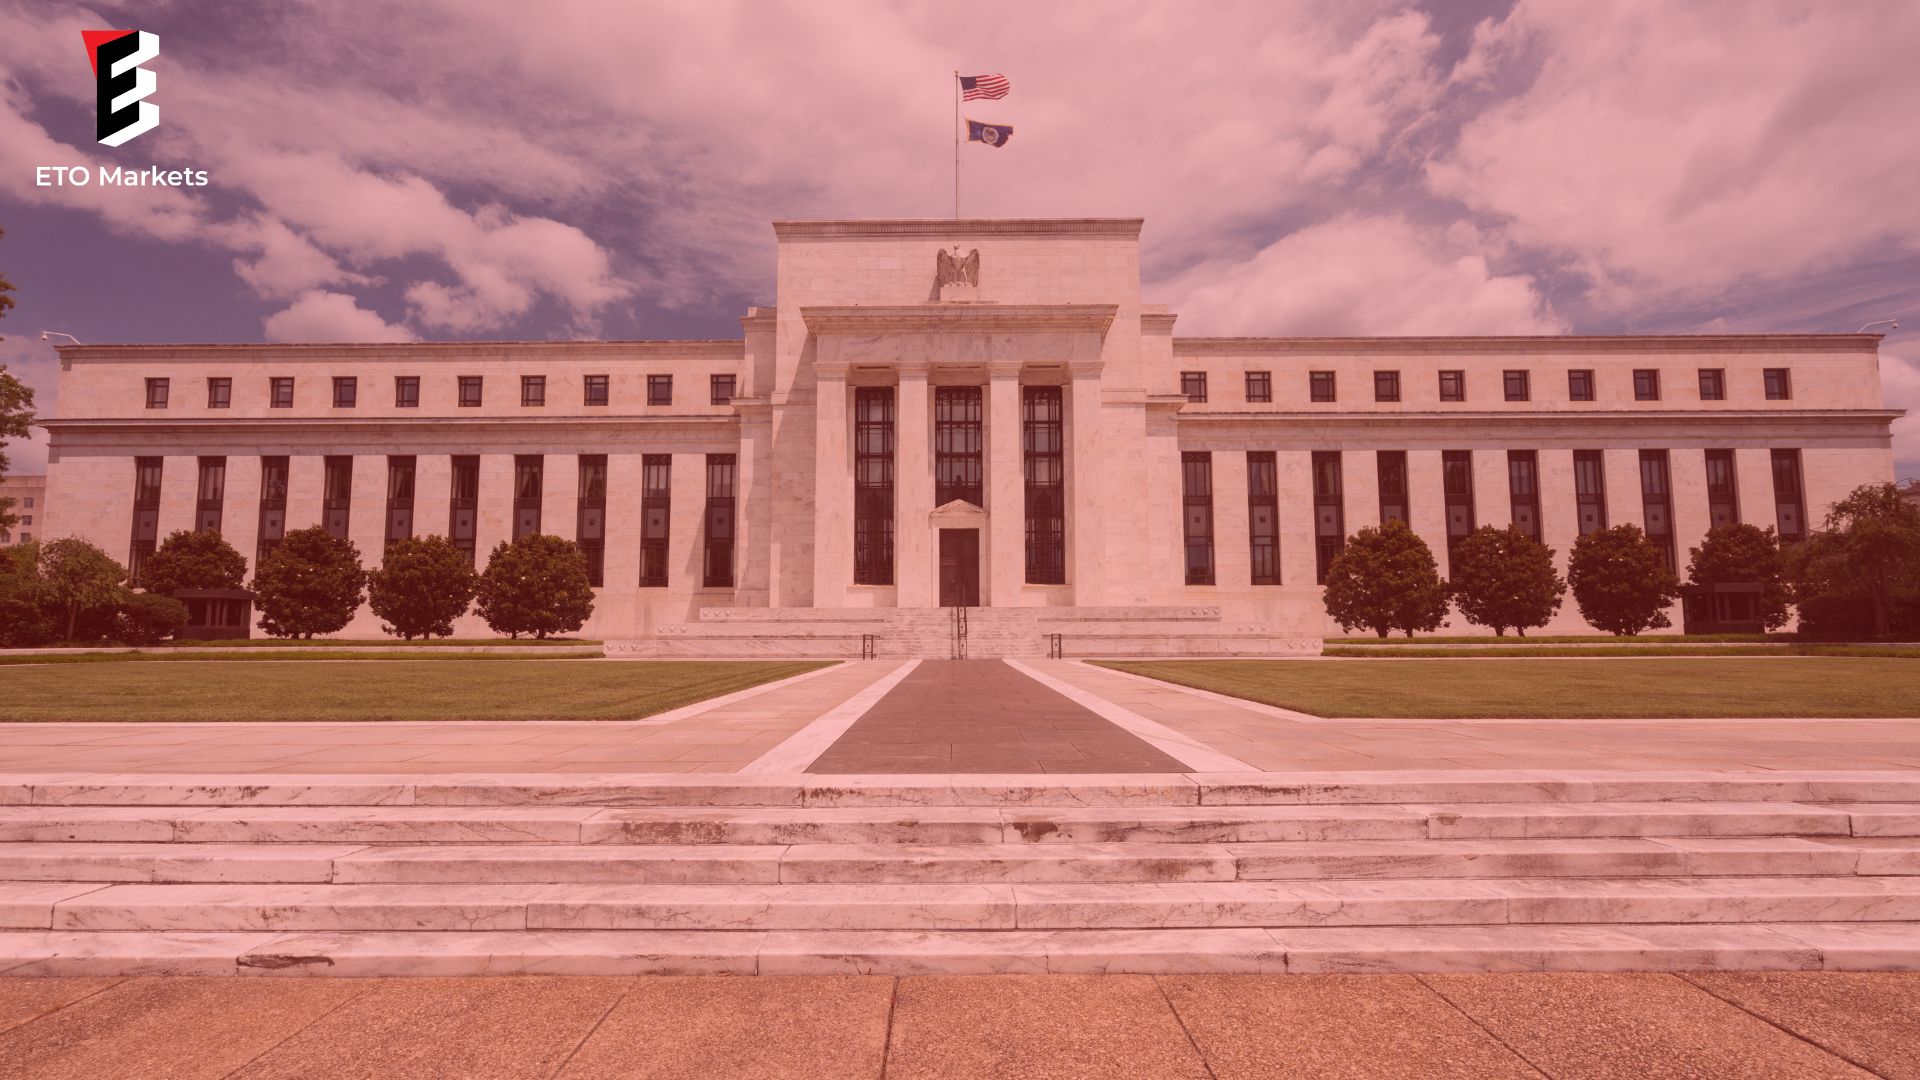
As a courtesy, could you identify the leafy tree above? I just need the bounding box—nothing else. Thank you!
[1567,524,1682,636]
[139,529,248,597]
[368,535,479,640]
[36,537,127,641]
[1785,483,1920,638]
[0,540,55,646]
[1686,523,1791,631]
[0,227,35,539]
[475,533,595,639]
[114,591,189,644]
[1447,524,1566,636]
[1321,519,1450,638]
[250,526,367,639]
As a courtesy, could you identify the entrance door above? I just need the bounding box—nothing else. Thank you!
[938,528,980,607]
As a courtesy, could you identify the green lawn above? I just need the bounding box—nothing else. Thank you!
[0,649,603,666]
[1321,645,1920,659]
[1096,658,1920,718]
[0,660,833,722]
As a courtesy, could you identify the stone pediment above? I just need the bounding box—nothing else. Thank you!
[929,499,986,521]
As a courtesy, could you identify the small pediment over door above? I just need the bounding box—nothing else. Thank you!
[929,499,987,525]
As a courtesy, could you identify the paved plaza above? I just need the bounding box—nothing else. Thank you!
[4,659,1919,776]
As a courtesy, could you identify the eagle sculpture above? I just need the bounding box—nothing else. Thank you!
[935,246,980,288]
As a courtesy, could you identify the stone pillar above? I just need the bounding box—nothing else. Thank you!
[1275,450,1318,589]
[1474,449,1512,531]
[1407,450,1449,576]
[414,455,452,545]
[1536,448,1577,577]
[1604,448,1645,529]
[671,451,708,592]
[602,452,642,594]
[1669,448,1711,570]
[986,365,1024,606]
[1344,450,1380,537]
[894,366,935,606]
[1212,449,1250,590]
[285,455,325,532]
[1066,369,1105,603]
[543,453,580,542]
[811,366,851,607]
[155,456,198,540]
[475,454,515,566]
[222,456,262,578]
[350,455,386,566]
[735,403,774,606]
[1734,447,1775,532]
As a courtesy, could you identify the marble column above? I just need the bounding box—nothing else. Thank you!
[1536,448,1578,576]
[543,453,580,542]
[986,365,1024,606]
[474,454,515,566]
[1212,449,1250,589]
[285,455,325,532]
[221,456,262,578]
[1669,448,1711,568]
[1734,447,1775,532]
[154,456,199,540]
[894,365,934,606]
[1407,450,1449,576]
[811,366,851,606]
[349,455,387,566]
[1603,448,1645,529]
[735,403,774,606]
[1473,448,1512,531]
[671,451,708,592]
[1276,450,1318,589]
[1066,369,1104,602]
[413,455,452,546]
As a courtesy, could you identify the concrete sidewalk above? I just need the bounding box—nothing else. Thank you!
[2,971,1915,1079]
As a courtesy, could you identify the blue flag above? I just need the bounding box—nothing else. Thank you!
[967,119,1013,148]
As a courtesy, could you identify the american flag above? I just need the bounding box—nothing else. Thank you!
[959,74,1010,100]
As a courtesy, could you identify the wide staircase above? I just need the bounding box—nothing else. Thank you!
[2,771,1918,975]
[610,606,1320,659]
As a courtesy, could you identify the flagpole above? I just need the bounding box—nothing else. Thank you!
[953,70,960,218]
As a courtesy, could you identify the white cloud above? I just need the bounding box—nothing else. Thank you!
[262,291,414,343]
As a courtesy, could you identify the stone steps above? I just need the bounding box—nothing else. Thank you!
[4,923,1917,977]
[6,838,1917,886]
[10,877,1920,934]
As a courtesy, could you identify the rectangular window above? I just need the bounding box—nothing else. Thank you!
[206,377,231,409]
[322,456,352,541]
[1568,369,1595,402]
[577,455,607,587]
[386,456,416,548]
[1503,370,1530,402]
[449,455,479,564]
[1310,371,1336,402]
[1771,448,1806,541]
[584,374,609,406]
[521,375,546,407]
[1438,370,1465,401]
[458,376,483,407]
[640,454,671,586]
[1640,449,1675,570]
[1377,450,1408,525]
[395,376,420,408]
[1312,451,1344,584]
[257,456,289,568]
[1574,450,1607,536]
[332,376,357,408]
[195,456,226,534]
[1705,449,1739,530]
[854,387,895,586]
[1180,371,1208,402]
[1374,371,1401,402]
[1443,450,1475,557]
[711,374,736,404]
[1698,368,1725,400]
[1248,451,1280,586]
[145,378,169,409]
[129,457,163,583]
[704,454,736,588]
[270,377,295,408]
[1024,386,1067,585]
[648,375,673,406]
[934,386,984,507]
[1245,371,1271,403]
[1634,369,1660,401]
[1181,451,1214,586]
[1764,368,1792,400]
[1508,450,1541,542]
[513,455,543,540]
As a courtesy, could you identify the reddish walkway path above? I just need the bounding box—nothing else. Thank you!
[806,660,1187,774]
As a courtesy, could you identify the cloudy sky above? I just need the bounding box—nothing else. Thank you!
[1,0,1915,478]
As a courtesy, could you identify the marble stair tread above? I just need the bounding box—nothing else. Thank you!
[1416,802,1857,838]
[1845,807,1920,836]
[329,844,790,884]
[0,805,602,844]
[773,843,1239,882]
[0,842,368,883]
[1227,837,1804,878]
[580,806,1010,845]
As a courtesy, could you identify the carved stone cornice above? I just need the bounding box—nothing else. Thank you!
[1171,334,1882,357]
[799,304,1118,336]
[54,340,746,365]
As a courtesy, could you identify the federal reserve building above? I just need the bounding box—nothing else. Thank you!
[38,218,1902,655]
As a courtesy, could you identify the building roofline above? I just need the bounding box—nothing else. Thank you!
[773,218,1144,239]
[53,340,745,362]
[1172,333,1884,355]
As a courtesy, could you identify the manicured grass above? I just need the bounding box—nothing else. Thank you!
[14,637,601,649]
[1326,633,1793,645]
[0,659,833,722]
[1096,657,1920,718]
[1322,645,1920,659]
[0,649,603,666]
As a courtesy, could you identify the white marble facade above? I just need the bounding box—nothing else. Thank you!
[38,218,1903,638]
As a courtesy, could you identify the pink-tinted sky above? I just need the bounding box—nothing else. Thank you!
[1,0,1914,479]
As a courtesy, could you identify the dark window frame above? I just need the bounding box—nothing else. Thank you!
[1248,451,1280,585]
[1705,449,1739,530]
[270,377,295,409]
[1574,450,1607,535]
[512,455,543,540]
[1633,369,1661,401]
[934,386,984,507]
[1245,370,1272,403]
[710,373,736,405]
[206,377,231,409]
[1181,451,1215,586]
[1024,386,1067,585]
[332,376,357,409]
[853,387,896,586]
[1698,368,1726,401]
[1309,371,1336,403]
[583,374,610,407]
[1508,450,1541,542]
[385,455,416,549]
[703,454,736,588]
[1640,449,1676,570]
[394,376,420,408]
[130,456,163,583]
[1377,450,1408,525]
[457,376,483,408]
[640,454,671,587]
[577,454,607,586]
[521,375,546,407]
[1764,368,1792,400]
[322,455,352,541]
[1503,370,1530,402]
[1442,450,1475,558]
[1771,448,1806,542]
[647,374,673,406]
[449,455,479,564]
[145,378,169,409]
[1180,371,1208,403]
[1438,370,1465,402]
[1568,369,1595,402]
[257,455,289,569]
[1312,451,1343,584]
[1374,370,1401,403]
[195,456,226,534]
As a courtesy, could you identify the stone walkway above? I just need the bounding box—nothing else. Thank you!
[805,660,1188,774]
[2,971,1916,1078]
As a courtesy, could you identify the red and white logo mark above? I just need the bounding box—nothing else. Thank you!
[82,30,159,147]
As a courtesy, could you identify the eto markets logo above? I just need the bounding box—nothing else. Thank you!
[83,30,159,147]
